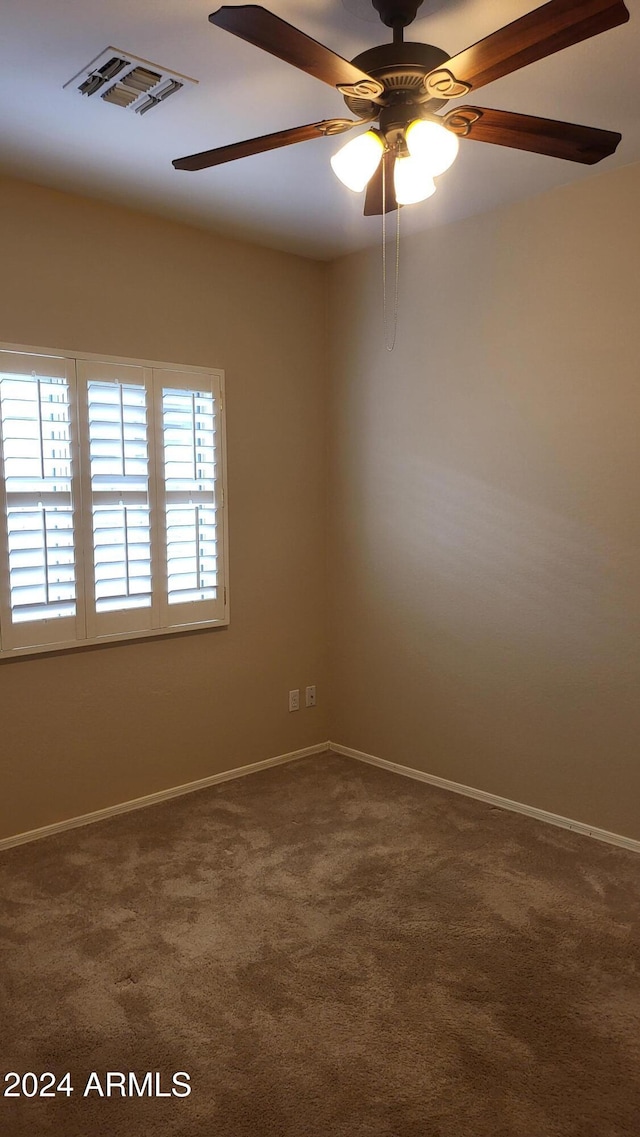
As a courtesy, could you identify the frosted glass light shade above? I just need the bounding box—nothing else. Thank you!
[393,155,436,205]
[405,119,459,177]
[330,131,384,192]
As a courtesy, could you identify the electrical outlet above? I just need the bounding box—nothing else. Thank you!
[288,689,300,712]
[305,685,316,708]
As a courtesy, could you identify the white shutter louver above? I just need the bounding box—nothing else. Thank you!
[87,380,152,614]
[0,353,81,651]
[77,361,158,639]
[163,387,217,605]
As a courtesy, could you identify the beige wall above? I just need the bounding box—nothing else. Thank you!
[2,162,640,845]
[0,175,329,840]
[328,162,640,841]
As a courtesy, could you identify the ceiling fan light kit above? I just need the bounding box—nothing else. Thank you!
[173,0,629,218]
[331,104,459,202]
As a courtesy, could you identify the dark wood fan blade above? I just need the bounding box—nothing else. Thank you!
[209,5,384,99]
[364,151,397,216]
[173,119,356,171]
[444,106,621,164]
[424,0,629,98]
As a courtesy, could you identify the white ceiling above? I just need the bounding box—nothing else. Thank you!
[0,0,638,259]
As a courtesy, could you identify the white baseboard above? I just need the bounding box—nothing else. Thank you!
[0,742,330,852]
[4,739,639,856]
[329,742,640,854]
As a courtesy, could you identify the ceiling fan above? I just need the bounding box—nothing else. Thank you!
[173,0,630,215]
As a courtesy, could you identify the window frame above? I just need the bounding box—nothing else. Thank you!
[0,341,229,660]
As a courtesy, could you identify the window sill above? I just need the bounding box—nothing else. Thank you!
[0,615,230,662]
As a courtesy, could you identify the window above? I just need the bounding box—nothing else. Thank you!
[0,345,228,657]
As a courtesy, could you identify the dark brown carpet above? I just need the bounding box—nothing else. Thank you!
[2,752,640,1136]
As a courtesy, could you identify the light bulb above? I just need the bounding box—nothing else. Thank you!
[393,155,436,205]
[330,131,384,193]
[405,119,459,177]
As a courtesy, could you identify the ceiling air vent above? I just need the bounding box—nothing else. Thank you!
[65,48,197,114]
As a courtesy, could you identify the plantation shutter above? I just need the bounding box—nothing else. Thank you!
[155,369,225,627]
[77,361,158,639]
[0,351,82,651]
[1,344,227,658]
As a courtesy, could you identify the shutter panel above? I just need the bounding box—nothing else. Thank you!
[0,351,83,651]
[77,361,158,638]
[155,370,226,627]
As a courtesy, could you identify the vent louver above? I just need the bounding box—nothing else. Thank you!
[65,48,197,113]
[78,55,129,97]
[101,66,162,107]
[136,80,184,116]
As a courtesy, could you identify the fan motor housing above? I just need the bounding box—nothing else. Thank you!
[344,41,450,118]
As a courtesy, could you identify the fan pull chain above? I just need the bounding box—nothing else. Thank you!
[381,156,401,353]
